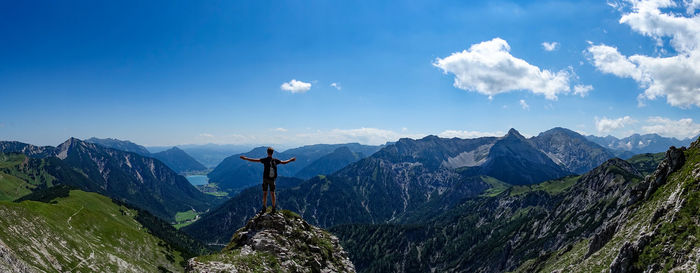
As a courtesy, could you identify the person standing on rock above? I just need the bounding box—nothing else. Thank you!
[240,147,296,214]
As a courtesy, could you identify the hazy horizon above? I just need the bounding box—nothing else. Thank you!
[3,126,698,150]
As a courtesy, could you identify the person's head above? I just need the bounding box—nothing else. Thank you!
[267,147,274,156]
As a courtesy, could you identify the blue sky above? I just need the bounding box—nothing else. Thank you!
[1,0,699,147]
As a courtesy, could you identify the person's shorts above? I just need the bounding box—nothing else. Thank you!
[262,178,276,192]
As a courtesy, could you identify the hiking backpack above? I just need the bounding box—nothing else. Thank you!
[268,159,277,178]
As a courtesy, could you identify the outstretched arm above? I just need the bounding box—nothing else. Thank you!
[280,157,296,164]
[240,156,261,162]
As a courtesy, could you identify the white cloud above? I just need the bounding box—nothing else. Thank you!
[438,130,505,139]
[607,0,622,10]
[641,116,700,139]
[586,44,642,79]
[434,38,575,100]
[330,82,341,90]
[280,79,312,93]
[199,133,214,138]
[587,0,700,108]
[542,41,559,51]
[519,99,530,110]
[274,128,288,132]
[573,84,594,97]
[688,0,700,14]
[595,116,635,133]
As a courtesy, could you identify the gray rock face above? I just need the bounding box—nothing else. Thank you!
[609,233,653,273]
[643,146,686,200]
[187,210,355,273]
[607,141,694,273]
[530,127,616,174]
[0,239,35,273]
[0,141,54,158]
[586,221,618,258]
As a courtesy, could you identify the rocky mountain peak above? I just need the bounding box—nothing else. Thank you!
[59,137,81,147]
[579,157,642,187]
[690,136,700,149]
[540,127,579,138]
[55,137,85,159]
[187,210,355,273]
[505,128,525,139]
[421,135,440,141]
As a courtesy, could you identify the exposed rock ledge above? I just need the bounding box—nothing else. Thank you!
[187,209,355,273]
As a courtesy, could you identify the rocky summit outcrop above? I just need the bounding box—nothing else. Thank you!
[187,209,355,273]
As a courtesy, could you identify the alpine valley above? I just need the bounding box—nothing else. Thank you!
[1,127,698,273]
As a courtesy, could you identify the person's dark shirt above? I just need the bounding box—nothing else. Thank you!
[260,157,282,179]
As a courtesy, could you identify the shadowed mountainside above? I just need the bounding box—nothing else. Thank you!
[0,138,219,221]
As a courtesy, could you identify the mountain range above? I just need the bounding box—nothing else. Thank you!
[86,137,208,174]
[183,128,616,246]
[85,137,152,156]
[332,138,697,273]
[1,127,698,272]
[151,146,208,173]
[586,133,698,156]
[149,143,252,168]
[0,138,219,220]
[207,143,384,192]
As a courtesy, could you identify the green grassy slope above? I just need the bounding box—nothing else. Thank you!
[626,152,665,176]
[509,175,580,196]
[0,152,98,202]
[0,189,187,272]
[0,153,52,201]
[0,172,33,201]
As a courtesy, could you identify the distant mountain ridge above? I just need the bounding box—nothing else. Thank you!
[85,137,151,156]
[85,137,208,174]
[206,127,609,193]
[587,133,697,155]
[152,146,208,173]
[149,143,251,168]
[294,146,365,179]
[207,143,384,192]
[531,127,616,174]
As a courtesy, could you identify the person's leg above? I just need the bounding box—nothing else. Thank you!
[262,190,268,207]
[270,180,276,213]
[271,192,276,209]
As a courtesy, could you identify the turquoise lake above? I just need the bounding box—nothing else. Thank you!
[186,175,209,186]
